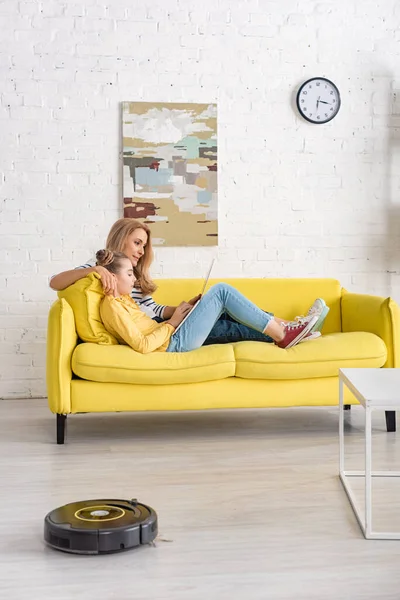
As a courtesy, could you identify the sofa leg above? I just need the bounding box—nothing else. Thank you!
[385,411,396,433]
[57,414,67,444]
[344,405,351,411]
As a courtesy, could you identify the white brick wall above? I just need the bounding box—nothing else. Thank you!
[1,0,400,398]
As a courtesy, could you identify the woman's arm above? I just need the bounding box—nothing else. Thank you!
[50,267,97,291]
[50,266,117,294]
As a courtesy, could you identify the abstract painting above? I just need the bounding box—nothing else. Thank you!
[122,102,218,246]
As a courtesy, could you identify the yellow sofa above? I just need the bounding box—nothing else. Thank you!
[46,276,400,443]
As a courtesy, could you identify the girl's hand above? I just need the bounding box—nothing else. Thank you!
[167,302,192,328]
[94,265,118,296]
[188,294,201,305]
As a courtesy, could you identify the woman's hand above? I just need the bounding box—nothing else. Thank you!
[94,265,118,296]
[167,302,193,328]
[188,294,201,306]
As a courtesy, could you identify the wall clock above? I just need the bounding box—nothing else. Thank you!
[296,77,341,124]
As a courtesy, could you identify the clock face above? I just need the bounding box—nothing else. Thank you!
[296,78,341,124]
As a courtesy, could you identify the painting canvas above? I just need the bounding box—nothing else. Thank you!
[122,102,218,246]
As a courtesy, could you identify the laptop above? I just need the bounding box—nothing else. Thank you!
[172,259,215,334]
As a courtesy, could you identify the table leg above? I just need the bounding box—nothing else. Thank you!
[339,378,344,473]
[365,406,372,538]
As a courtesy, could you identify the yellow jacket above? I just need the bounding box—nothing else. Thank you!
[100,294,175,354]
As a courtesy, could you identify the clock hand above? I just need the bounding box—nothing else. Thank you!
[316,95,320,109]
[319,100,330,105]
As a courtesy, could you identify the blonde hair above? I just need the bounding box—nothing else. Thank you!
[105,219,156,295]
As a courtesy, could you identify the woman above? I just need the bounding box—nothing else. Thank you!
[96,249,324,353]
[49,218,194,319]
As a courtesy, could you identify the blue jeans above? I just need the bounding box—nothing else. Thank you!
[203,311,274,345]
[167,283,274,353]
[154,313,273,345]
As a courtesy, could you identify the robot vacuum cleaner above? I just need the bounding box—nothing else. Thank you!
[44,498,158,554]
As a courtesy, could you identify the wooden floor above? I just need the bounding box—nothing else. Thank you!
[1,399,400,599]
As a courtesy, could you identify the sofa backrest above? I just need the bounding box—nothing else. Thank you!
[57,273,118,345]
[153,278,342,334]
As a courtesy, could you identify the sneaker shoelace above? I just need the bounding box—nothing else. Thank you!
[288,315,313,327]
[294,315,307,324]
[296,305,320,322]
[286,320,307,331]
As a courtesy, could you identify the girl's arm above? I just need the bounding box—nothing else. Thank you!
[101,298,175,354]
[162,305,177,319]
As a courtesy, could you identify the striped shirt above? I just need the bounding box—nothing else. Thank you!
[76,259,166,319]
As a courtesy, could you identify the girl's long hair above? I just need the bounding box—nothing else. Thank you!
[105,218,156,295]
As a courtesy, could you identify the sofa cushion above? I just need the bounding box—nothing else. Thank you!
[72,342,235,385]
[58,273,118,345]
[233,332,387,380]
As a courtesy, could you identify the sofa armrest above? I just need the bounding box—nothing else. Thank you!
[341,291,400,368]
[46,299,77,414]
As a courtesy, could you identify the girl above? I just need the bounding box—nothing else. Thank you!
[96,249,324,354]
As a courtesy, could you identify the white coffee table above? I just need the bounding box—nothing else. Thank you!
[339,368,400,540]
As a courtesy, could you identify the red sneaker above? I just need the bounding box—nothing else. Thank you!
[276,316,318,349]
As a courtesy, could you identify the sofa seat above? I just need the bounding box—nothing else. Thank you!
[234,332,387,380]
[72,342,236,385]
